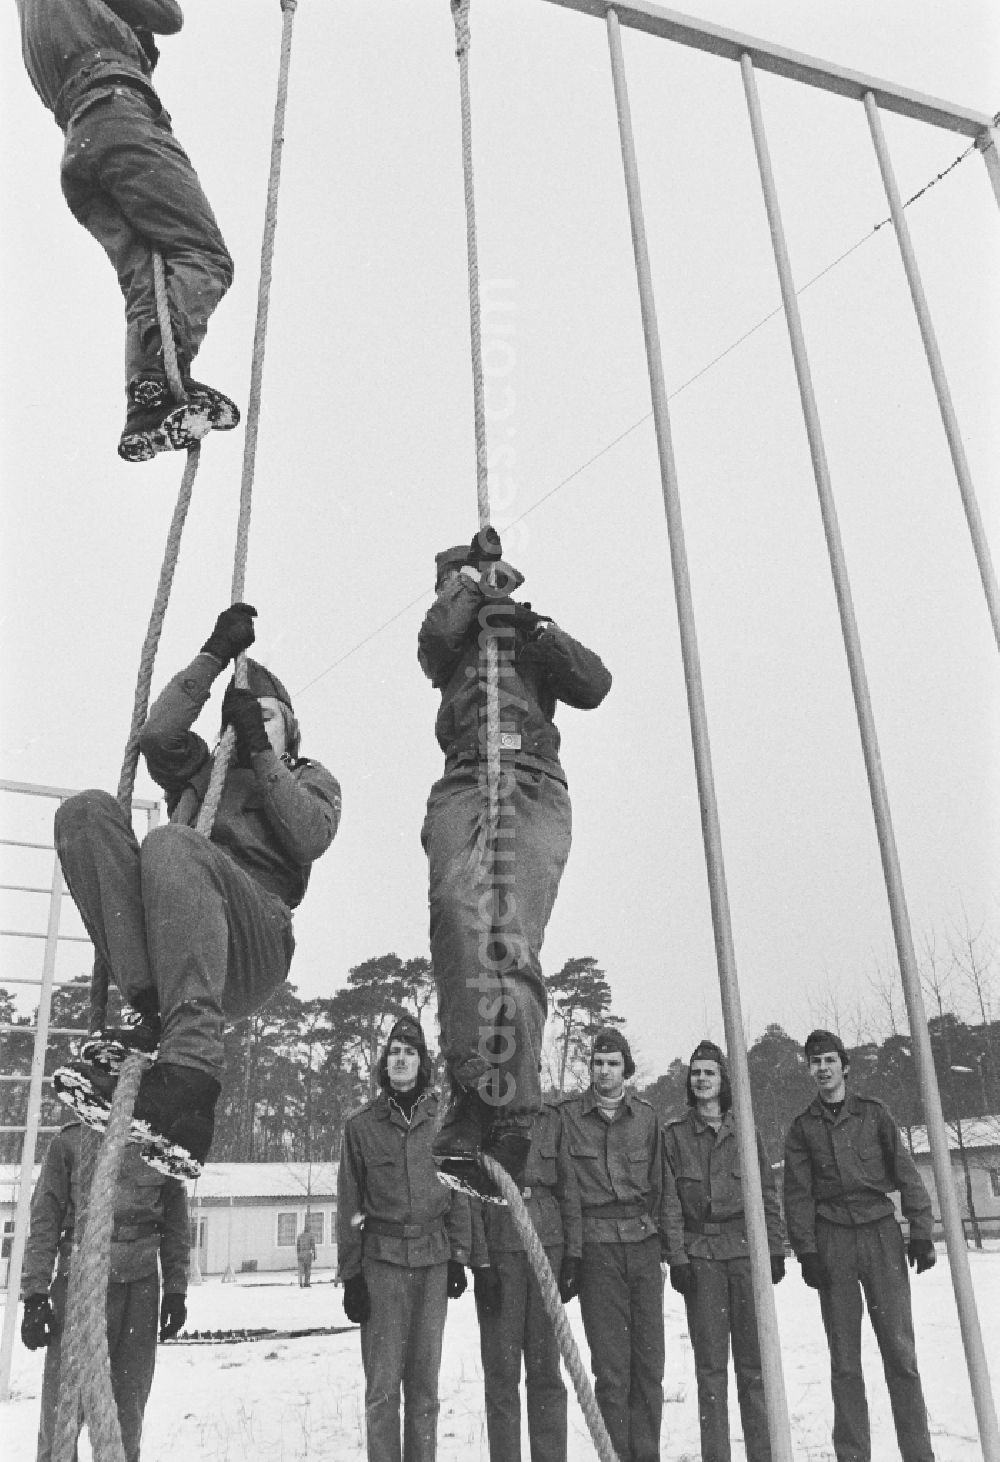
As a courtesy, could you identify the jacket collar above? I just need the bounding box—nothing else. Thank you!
[809,1089,859,1123]
[583,1084,635,1117]
[690,1107,733,1138]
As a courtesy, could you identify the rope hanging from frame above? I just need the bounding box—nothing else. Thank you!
[448,7,620,1460]
[54,4,301,1455]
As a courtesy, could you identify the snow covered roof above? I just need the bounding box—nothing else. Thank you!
[187,1162,339,1201]
[0,1160,339,1203]
[905,1119,1000,1155]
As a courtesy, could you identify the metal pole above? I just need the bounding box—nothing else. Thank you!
[976,114,1000,209]
[863,94,1000,652]
[741,54,1000,1461]
[0,850,65,1402]
[605,14,795,1458]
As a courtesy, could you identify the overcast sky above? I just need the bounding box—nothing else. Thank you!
[2,0,998,1078]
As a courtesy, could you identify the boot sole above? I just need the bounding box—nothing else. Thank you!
[78,1034,160,1074]
[53,1065,204,1179]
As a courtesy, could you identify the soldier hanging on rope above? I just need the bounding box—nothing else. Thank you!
[418,526,611,1198]
[51,604,341,1176]
[14,0,239,463]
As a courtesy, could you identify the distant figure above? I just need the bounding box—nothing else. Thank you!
[297,1223,317,1288]
[338,1016,472,1462]
[418,525,611,1196]
[662,1041,786,1462]
[14,0,238,462]
[20,1120,189,1462]
[784,1029,937,1462]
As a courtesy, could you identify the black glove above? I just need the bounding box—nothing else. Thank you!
[159,1292,187,1341]
[558,1255,582,1305]
[222,684,270,759]
[464,525,503,568]
[770,1255,786,1285]
[343,1273,370,1325]
[447,1260,468,1300]
[669,1264,696,1298]
[800,1252,831,1290]
[473,1266,502,1316]
[21,1295,55,1351]
[201,603,257,665]
[511,602,553,638]
[907,1238,936,1275]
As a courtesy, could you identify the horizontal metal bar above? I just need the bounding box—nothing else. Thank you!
[0,1074,52,1084]
[0,884,70,895]
[0,1126,59,1135]
[0,1025,87,1036]
[0,930,90,942]
[0,778,158,810]
[0,838,54,852]
[0,975,88,987]
[541,0,994,137]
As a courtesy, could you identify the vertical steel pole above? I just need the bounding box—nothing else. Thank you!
[864,94,1000,652]
[0,849,64,1403]
[976,114,1000,210]
[742,54,1000,1461]
[605,14,795,1459]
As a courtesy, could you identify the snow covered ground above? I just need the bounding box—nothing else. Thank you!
[3,1247,996,1460]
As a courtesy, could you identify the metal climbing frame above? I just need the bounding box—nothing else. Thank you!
[0,779,160,1404]
[539,3,999,1459]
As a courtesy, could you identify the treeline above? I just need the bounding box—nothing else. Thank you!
[2,951,997,1165]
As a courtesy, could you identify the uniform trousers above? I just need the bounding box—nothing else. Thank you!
[60,87,232,382]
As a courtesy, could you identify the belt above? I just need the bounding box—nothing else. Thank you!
[365,1217,444,1240]
[112,1221,160,1242]
[54,53,160,129]
[582,1200,647,1220]
[685,1215,746,1237]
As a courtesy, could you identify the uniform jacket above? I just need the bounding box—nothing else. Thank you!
[20,1123,189,1297]
[417,570,612,784]
[470,1101,582,1264]
[783,1091,933,1253]
[661,1108,785,1266]
[139,653,342,910]
[16,0,180,126]
[337,1088,472,1279]
[559,1087,667,1246]
[296,1230,317,1261]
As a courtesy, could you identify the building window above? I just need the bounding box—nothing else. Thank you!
[1,1220,13,1260]
[990,1168,1000,1199]
[189,1217,207,1250]
[276,1211,298,1247]
[306,1211,324,1246]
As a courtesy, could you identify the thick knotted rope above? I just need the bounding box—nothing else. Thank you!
[478,1153,621,1462]
[57,6,301,1455]
[451,0,501,857]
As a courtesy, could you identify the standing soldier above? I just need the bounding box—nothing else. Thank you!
[662,1041,786,1462]
[418,526,611,1194]
[470,1099,582,1462]
[20,1120,189,1462]
[296,1221,317,1288]
[337,1016,472,1462]
[784,1029,937,1462]
[559,1028,666,1462]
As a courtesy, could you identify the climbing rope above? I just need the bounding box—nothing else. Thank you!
[197,0,299,834]
[449,10,618,1459]
[56,7,302,1455]
[479,1153,622,1462]
[450,0,501,858]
